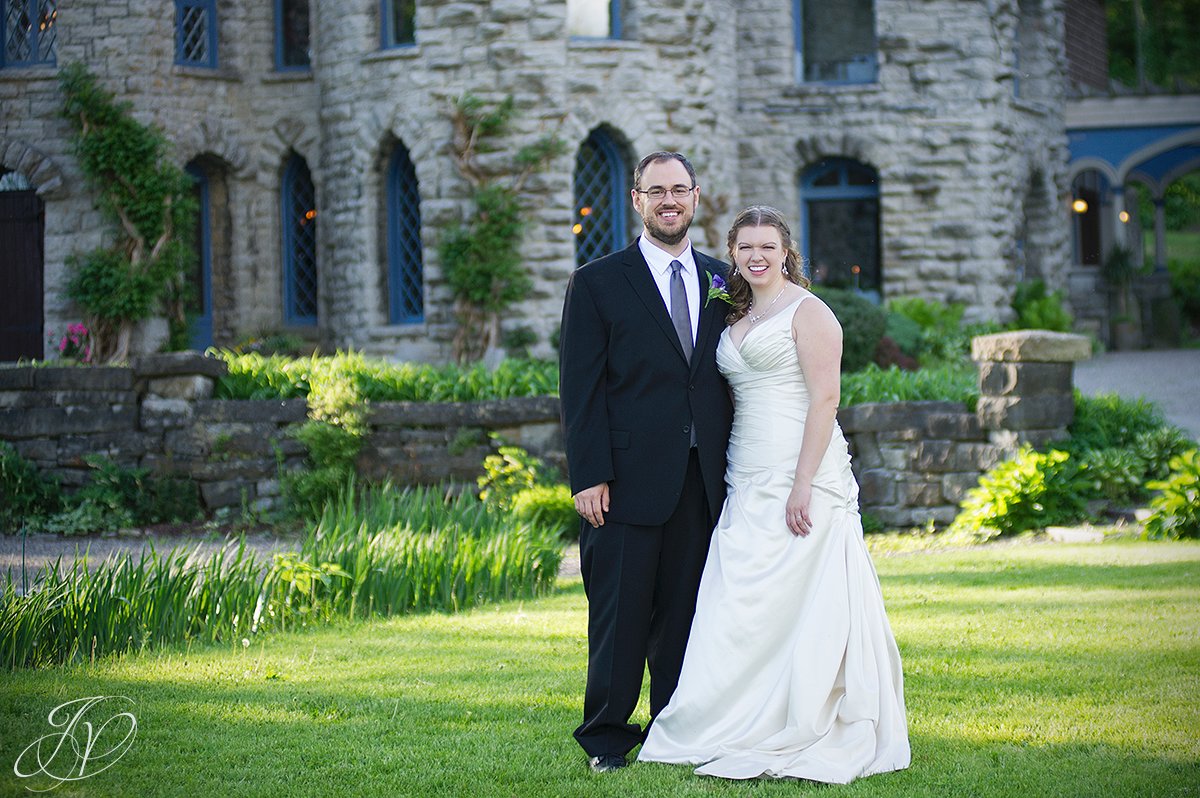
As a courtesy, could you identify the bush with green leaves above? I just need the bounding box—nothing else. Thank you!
[948,448,1091,540]
[1060,392,1169,455]
[1169,257,1200,324]
[840,363,978,408]
[0,443,62,532]
[1012,280,1074,332]
[510,484,577,539]
[812,287,887,373]
[886,297,1003,367]
[1143,450,1200,540]
[477,445,547,510]
[1077,446,1149,506]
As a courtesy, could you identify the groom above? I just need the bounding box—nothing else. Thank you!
[559,151,734,772]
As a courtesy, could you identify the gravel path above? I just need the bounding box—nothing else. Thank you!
[1074,349,1200,439]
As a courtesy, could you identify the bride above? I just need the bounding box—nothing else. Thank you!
[638,206,911,782]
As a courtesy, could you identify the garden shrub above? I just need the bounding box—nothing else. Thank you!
[1061,393,1167,454]
[1131,426,1197,481]
[948,448,1090,540]
[0,442,62,532]
[478,446,546,510]
[813,287,887,373]
[1169,257,1200,323]
[510,484,578,539]
[1143,450,1200,540]
[883,311,924,359]
[1077,447,1149,506]
[1012,280,1074,332]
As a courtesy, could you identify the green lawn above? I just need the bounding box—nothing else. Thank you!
[1145,229,1200,265]
[1,540,1198,797]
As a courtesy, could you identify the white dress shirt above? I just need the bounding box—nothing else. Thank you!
[638,234,699,344]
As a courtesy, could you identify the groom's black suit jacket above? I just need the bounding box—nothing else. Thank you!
[559,240,734,525]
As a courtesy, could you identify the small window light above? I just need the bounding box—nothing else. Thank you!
[1071,199,1088,214]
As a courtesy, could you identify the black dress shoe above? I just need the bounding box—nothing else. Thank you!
[588,754,627,773]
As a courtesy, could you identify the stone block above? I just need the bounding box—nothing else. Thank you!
[147,375,215,400]
[987,428,1067,455]
[924,412,982,440]
[134,351,228,379]
[0,368,34,389]
[859,469,897,505]
[140,397,194,430]
[368,396,560,428]
[914,440,954,472]
[976,394,1075,431]
[880,444,912,471]
[971,330,1091,363]
[57,432,155,467]
[837,401,965,433]
[899,479,943,506]
[49,390,139,406]
[942,471,982,503]
[13,438,57,462]
[978,361,1073,397]
[954,442,1003,471]
[193,399,309,424]
[33,367,133,391]
[200,480,248,510]
[906,506,959,527]
[187,459,277,480]
[849,432,883,468]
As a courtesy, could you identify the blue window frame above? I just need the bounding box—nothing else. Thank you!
[573,129,629,267]
[386,145,423,324]
[186,163,214,350]
[282,155,318,325]
[176,0,217,68]
[274,0,310,70]
[800,158,881,298]
[2,0,57,68]
[567,0,620,39]
[381,0,415,48]
[794,0,876,84]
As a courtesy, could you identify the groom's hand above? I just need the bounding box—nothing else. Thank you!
[574,483,610,528]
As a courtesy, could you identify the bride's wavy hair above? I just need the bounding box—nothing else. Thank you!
[724,205,810,324]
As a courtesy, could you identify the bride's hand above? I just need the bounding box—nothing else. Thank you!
[786,482,813,537]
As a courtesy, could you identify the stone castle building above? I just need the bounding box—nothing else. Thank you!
[1,0,1086,362]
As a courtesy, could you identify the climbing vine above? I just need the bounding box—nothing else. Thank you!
[439,94,565,363]
[59,63,196,363]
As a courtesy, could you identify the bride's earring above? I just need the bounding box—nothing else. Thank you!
[782,264,789,275]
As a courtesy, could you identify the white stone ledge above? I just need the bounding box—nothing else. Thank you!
[361,46,423,64]
[171,65,242,82]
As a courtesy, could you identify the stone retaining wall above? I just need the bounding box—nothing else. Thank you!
[1,331,1092,523]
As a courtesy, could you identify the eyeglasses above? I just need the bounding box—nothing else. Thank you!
[635,185,696,201]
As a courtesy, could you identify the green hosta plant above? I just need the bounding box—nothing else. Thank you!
[949,448,1091,540]
[1143,450,1200,540]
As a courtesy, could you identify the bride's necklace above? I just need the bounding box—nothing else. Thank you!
[747,286,788,324]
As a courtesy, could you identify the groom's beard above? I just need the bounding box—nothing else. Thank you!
[640,200,695,247]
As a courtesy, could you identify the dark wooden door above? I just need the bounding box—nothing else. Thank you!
[0,190,45,361]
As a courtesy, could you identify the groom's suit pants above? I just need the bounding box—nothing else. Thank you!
[573,450,714,758]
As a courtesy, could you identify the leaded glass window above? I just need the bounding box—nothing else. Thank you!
[381,0,415,48]
[795,0,876,84]
[276,0,310,69]
[176,0,217,68]
[387,145,423,324]
[800,158,881,299]
[282,155,318,325]
[2,0,57,67]
[573,129,630,267]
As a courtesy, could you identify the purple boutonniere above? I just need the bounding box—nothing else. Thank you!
[705,271,731,308]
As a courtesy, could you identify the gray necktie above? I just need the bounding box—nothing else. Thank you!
[669,260,693,362]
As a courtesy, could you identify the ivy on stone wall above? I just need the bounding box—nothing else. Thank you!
[439,95,565,364]
[59,63,197,363]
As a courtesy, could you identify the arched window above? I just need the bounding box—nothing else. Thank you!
[800,158,881,298]
[1,0,57,68]
[185,162,213,349]
[282,154,318,325]
[1071,170,1107,266]
[386,144,423,324]
[573,128,630,267]
[275,0,310,69]
[794,0,875,83]
[176,0,218,67]
[0,168,44,360]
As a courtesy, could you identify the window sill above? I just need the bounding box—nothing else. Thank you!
[172,64,242,82]
[567,37,641,51]
[1012,97,1054,117]
[783,81,881,97]
[262,69,314,84]
[362,46,421,64]
[0,65,57,82]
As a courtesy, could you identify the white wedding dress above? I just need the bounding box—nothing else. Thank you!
[638,295,911,782]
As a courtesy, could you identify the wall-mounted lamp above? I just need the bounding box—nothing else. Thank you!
[1119,210,1130,223]
[1071,199,1089,214]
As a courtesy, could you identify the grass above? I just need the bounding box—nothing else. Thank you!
[1,539,1197,797]
[1145,230,1200,265]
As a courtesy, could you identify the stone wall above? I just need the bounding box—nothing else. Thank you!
[0,331,1092,525]
[3,0,1070,363]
